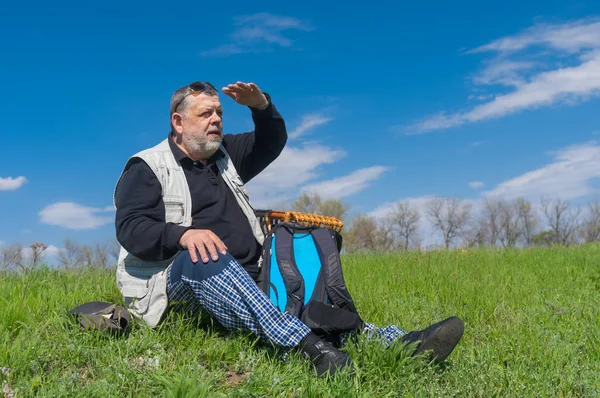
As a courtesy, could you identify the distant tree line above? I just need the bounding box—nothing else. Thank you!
[2,193,599,271]
[287,193,600,253]
[1,239,119,273]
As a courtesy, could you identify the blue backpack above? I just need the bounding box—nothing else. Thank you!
[257,222,364,345]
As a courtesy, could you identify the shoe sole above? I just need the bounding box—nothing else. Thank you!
[417,316,464,364]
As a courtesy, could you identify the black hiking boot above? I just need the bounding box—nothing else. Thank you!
[298,332,354,377]
[401,316,464,364]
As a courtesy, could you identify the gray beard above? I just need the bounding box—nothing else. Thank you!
[186,135,223,159]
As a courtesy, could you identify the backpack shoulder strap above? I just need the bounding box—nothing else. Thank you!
[310,228,359,314]
[273,223,305,316]
[257,223,307,316]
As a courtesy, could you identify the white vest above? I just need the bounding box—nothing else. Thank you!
[113,138,265,328]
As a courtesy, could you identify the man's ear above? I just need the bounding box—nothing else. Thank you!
[171,113,184,134]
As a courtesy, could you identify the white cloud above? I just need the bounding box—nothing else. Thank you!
[301,166,390,199]
[408,18,600,134]
[20,247,32,260]
[241,108,389,208]
[410,55,600,133]
[469,94,494,102]
[44,245,63,257]
[245,111,389,207]
[201,13,313,57]
[473,60,536,87]
[369,141,600,211]
[246,143,346,208]
[289,114,333,139]
[469,18,600,54]
[20,244,63,261]
[39,202,114,230]
[364,139,600,248]
[482,141,600,201]
[0,176,27,191]
[469,181,485,189]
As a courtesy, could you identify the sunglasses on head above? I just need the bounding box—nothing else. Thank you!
[188,81,217,93]
[172,81,217,113]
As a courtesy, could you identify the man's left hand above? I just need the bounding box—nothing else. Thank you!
[222,82,269,110]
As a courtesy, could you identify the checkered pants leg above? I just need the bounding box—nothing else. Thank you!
[167,256,311,348]
[362,323,406,346]
[338,323,406,347]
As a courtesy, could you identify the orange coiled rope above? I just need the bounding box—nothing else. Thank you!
[255,210,344,233]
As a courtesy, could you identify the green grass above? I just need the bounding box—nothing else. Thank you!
[1,245,599,397]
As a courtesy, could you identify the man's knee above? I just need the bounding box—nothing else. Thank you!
[173,250,234,282]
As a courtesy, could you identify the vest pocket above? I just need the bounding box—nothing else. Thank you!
[121,273,156,316]
[133,272,159,315]
[163,196,185,224]
[117,267,150,298]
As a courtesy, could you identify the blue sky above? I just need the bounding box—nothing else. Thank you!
[2,0,600,255]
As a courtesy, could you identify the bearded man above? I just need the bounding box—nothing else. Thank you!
[113,81,464,377]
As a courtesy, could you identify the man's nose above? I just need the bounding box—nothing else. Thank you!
[210,113,222,124]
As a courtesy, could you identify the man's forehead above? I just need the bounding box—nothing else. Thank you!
[189,93,222,109]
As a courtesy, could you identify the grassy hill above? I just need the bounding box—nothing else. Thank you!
[1,245,599,397]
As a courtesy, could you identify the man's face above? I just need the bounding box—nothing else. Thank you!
[178,93,224,159]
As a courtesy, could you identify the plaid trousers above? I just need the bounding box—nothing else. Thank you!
[167,252,405,348]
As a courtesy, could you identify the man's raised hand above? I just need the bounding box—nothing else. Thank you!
[221,82,269,110]
[179,229,228,263]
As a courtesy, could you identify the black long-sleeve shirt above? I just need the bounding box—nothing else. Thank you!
[114,96,286,280]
